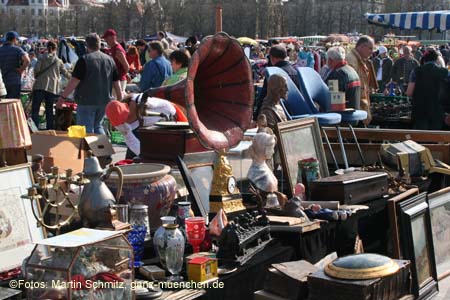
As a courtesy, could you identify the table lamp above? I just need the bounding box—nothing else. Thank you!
[0,99,32,167]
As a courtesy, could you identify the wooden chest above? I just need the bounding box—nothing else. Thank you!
[264,260,318,300]
[307,260,411,300]
[138,126,208,165]
[309,171,388,204]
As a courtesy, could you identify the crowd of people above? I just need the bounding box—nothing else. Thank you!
[251,36,450,131]
[0,29,197,135]
[0,29,449,158]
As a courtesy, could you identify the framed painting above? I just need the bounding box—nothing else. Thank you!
[275,117,329,197]
[177,152,215,223]
[398,192,438,300]
[428,187,450,280]
[387,187,419,259]
[0,164,45,273]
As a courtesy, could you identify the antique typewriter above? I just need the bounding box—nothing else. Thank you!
[217,211,272,266]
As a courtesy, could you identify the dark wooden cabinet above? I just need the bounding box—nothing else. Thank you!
[309,171,388,205]
[138,126,208,165]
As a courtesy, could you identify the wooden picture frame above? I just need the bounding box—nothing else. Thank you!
[177,152,215,222]
[275,117,329,197]
[0,164,45,272]
[387,187,419,259]
[398,193,438,300]
[427,187,450,280]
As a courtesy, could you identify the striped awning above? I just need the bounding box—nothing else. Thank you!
[366,11,450,31]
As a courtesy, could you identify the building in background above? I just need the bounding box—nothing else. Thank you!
[0,0,102,36]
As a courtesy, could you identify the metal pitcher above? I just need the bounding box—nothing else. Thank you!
[79,150,123,229]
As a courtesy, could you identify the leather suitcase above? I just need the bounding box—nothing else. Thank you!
[309,171,388,205]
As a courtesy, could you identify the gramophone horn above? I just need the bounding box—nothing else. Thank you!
[140,32,254,151]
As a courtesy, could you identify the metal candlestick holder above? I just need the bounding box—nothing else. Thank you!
[21,166,90,235]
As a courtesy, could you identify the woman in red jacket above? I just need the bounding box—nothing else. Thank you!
[126,46,142,74]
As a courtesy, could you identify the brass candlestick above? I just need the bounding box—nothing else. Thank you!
[21,168,90,235]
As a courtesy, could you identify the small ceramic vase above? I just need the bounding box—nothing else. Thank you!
[153,216,177,267]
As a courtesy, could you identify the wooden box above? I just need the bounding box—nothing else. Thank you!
[309,171,388,204]
[307,260,411,300]
[263,260,318,300]
[138,126,208,165]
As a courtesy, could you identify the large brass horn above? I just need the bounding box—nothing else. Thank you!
[140,32,254,151]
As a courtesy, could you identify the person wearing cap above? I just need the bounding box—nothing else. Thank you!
[254,44,300,120]
[105,94,187,159]
[346,35,378,125]
[57,33,123,135]
[102,29,129,92]
[139,41,172,92]
[372,45,393,91]
[0,31,30,98]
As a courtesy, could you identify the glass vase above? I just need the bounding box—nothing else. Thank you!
[128,225,147,268]
[164,224,185,282]
[130,204,150,241]
[153,216,177,267]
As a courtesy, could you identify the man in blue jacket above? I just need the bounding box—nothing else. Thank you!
[0,31,30,98]
[139,41,172,92]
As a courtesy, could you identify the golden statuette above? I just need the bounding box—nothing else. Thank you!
[210,150,239,196]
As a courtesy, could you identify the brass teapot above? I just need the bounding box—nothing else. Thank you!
[79,151,123,229]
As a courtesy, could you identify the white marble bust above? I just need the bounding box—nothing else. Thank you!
[247,132,278,193]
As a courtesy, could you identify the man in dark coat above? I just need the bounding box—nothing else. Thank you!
[254,45,300,120]
[326,46,361,110]
[406,49,449,130]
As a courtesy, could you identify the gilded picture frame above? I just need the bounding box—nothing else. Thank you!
[275,117,329,197]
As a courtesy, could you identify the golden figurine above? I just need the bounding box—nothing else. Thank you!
[210,150,238,196]
[209,150,245,215]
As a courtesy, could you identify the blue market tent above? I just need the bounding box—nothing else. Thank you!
[366,11,450,31]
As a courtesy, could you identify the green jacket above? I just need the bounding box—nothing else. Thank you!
[162,68,187,86]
